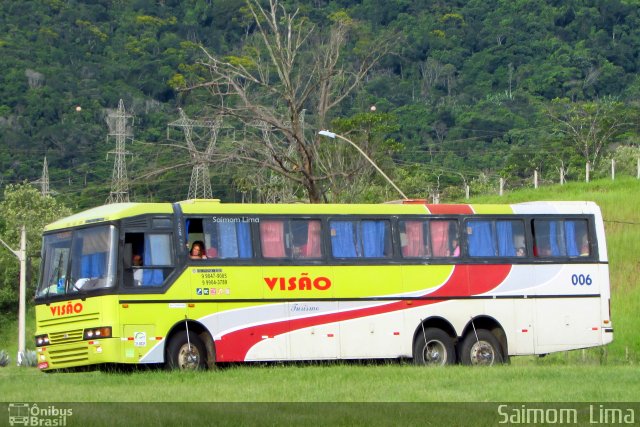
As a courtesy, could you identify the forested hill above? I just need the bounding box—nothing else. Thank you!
[1,0,640,208]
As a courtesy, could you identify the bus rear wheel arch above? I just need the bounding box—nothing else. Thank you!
[459,329,504,366]
[413,327,456,366]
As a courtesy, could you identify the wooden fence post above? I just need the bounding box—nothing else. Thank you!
[586,162,590,183]
[611,159,615,181]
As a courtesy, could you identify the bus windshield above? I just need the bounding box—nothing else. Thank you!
[37,225,118,298]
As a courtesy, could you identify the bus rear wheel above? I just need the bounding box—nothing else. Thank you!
[459,329,503,366]
[413,328,456,366]
[167,331,207,370]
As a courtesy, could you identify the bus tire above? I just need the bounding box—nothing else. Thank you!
[413,328,456,366]
[166,331,207,370]
[459,329,503,366]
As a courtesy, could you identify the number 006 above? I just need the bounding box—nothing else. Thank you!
[571,274,592,286]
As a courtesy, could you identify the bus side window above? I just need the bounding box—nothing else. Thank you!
[217,221,252,258]
[124,233,144,287]
[399,220,429,258]
[260,220,287,258]
[361,220,391,258]
[497,220,524,257]
[291,220,322,259]
[141,234,173,286]
[124,232,173,287]
[567,219,590,257]
[330,219,392,259]
[467,219,523,258]
[532,218,590,258]
[330,220,358,258]
[431,220,458,257]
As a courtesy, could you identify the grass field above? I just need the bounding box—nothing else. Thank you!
[0,178,638,423]
[0,361,639,402]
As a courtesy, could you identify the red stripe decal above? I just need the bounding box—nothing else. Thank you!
[425,204,474,214]
[215,264,511,361]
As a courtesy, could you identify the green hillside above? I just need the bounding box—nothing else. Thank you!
[1,1,640,207]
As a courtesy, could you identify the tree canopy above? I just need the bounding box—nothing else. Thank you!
[0,184,71,316]
[1,0,640,206]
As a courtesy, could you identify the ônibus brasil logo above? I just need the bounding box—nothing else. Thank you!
[7,403,72,426]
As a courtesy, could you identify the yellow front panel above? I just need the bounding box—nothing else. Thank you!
[35,295,121,369]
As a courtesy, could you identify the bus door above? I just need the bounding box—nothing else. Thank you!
[121,220,178,364]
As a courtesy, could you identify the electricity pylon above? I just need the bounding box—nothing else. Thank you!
[106,99,133,204]
[168,109,221,199]
[33,156,50,197]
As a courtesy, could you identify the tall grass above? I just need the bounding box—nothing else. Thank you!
[1,363,639,402]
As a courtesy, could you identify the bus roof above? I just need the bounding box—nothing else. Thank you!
[43,199,601,232]
[44,202,173,231]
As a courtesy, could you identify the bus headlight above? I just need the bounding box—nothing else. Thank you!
[83,327,112,340]
[35,334,50,347]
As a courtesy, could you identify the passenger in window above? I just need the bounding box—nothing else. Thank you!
[132,254,142,266]
[206,245,218,258]
[580,235,589,256]
[516,247,526,257]
[292,244,306,258]
[189,241,207,260]
[132,254,143,286]
[533,245,551,257]
[449,238,460,257]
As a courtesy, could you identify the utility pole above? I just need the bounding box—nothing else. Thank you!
[106,99,133,204]
[168,109,221,200]
[0,226,27,366]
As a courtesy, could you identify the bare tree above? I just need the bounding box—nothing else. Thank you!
[185,0,397,203]
[419,57,444,98]
[547,97,632,170]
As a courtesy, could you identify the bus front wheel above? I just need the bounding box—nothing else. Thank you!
[413,328,456,366]
[459,329,503,366]
[166,331,207,370]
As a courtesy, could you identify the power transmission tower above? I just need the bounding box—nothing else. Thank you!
[41,156,50,196]
[33,156,50,197]
[106,99,133,204]
[168,109,221,199]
